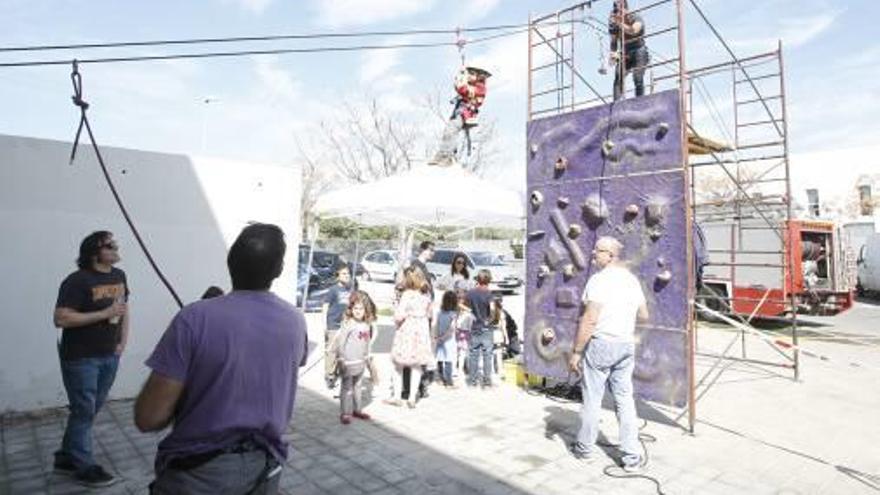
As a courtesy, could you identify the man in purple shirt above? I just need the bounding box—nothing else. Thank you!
[135,223,309,494]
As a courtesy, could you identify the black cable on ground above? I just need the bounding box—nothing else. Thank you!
[68,61,184,309]
[598,420,667,495]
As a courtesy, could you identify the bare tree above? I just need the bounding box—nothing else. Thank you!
[294,90,503,229]
[295,136,333,238]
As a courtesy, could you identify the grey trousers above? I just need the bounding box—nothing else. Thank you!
[150,450,281,495]
[340,372,364,415]
[576,338,640,465]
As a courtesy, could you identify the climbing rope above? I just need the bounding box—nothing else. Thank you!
[69,60,184,309]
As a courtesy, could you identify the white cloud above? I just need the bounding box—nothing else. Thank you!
[311,0,437,27]
[731,10,840,51]
[236,0,273,14]
[359,49,402,85]
[253,56,301,104]
[447,0,502,25]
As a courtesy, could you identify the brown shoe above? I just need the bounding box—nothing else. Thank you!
[352,411,371,420]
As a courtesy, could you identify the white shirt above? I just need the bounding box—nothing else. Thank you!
[581,265,646,343]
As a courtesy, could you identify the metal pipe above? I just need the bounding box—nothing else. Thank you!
[642,25,679,40]
[532,58,573,71]
[691,154,786,167]
[736,95,782,106]
[778,39,798,381]
[532,84,573,98]
[631,0,674,14]
[527,13,533,119]
[532,1,595,23]
[653,49,780,82]
[676,0,696,436]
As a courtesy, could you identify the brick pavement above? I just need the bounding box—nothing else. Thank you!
[2,305,879,494]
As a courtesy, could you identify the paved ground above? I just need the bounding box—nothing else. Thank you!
[2,291,879,494]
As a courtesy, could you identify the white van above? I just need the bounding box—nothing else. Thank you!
[857,233,880,295]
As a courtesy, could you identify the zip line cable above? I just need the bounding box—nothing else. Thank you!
[0,20,560,54]
[0,28,527,68]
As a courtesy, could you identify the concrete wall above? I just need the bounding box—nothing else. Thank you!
[0,134,301,412]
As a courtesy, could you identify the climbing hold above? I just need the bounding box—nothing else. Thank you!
[581,194,609,229]
[550,209,588,269]
[624,204,639,222]
[601,140,615,158]
[527,230,546,240]
[657,256,666,267]
[530,190,544,209]
[656,270,672,283]
[556,287,578,307]
[656,122,670,139]
[537,264,552,279]
[555,156,569,171]
[545,240,567,269]
[645,201,666,227]
[562,264,576,278]
[557,196,570,208]
[530,143,539,155]
[540,328,556,347]
[568,224,582,239]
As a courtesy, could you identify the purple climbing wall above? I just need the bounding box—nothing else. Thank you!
[524,89,689,407]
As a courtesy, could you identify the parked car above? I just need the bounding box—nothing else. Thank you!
[857,233,880,296]
[426,248,522,293]
[295,244,361,311]
[360,249,399,282]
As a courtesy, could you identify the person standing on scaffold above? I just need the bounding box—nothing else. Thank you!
[609,0,649,100]
[430,65,492,167]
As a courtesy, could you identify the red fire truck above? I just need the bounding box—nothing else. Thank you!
[698,218,854,318]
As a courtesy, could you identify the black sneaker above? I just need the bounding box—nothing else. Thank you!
[53,457,77,476]
[75,465,117,488]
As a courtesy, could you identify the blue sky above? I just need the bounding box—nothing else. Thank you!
[1,0,877,193]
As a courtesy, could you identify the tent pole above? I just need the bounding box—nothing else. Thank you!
[353,214,362,280]
[301,219,320,311]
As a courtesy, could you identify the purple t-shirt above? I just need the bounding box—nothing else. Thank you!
[145,290,308,469]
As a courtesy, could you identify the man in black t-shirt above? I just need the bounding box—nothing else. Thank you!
[52,231,129,488]
[609,0,650,100]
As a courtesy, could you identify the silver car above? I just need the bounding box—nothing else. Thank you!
[426,249,522,293]
[360,249,399,282]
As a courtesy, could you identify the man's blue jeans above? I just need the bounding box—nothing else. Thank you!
[575,338,640,465]
[467,330,494,385]
[55,355,120,471]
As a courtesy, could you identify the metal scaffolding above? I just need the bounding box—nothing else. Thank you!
[527,0,796,432]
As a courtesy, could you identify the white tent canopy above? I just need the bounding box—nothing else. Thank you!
[314,164,525,229]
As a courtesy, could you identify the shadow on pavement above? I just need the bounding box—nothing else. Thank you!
[1,385,536,495]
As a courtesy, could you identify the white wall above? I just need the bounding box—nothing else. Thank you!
[0,134,301,412]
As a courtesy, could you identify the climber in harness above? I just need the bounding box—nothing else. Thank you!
[429,65,492,167]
